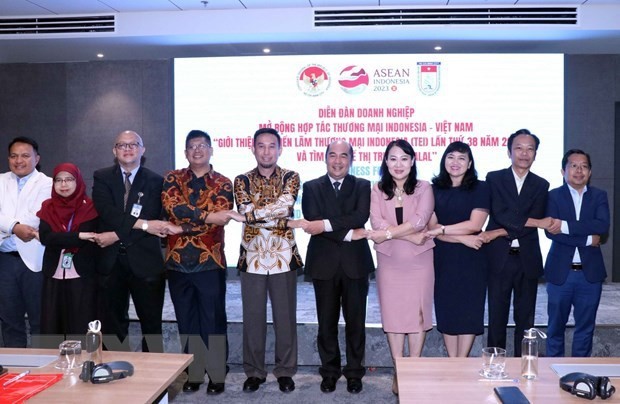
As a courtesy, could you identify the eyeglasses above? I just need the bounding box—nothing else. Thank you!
[567,163,590,171]
[186,143,211,151]
[54,177,76,184]
[115,143,142,150]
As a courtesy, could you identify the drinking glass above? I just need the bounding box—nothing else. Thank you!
[481,347,507,379]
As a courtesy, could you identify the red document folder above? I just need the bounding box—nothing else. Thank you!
[0,373,63,403]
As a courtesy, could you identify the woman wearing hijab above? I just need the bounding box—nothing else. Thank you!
[37,162,99,337]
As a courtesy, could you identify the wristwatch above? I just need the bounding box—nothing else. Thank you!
[141,221,149,231]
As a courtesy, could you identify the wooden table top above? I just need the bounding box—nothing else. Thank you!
[1,348,192,403]
[395,356,620,403]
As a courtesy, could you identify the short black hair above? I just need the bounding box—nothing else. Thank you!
[9,136,41,170]
[507,128,540,153]
[432,141,478,190]
[8,136,39,155]
[185,130,211,148]
[562,149,591,170]
[253,128,281,148]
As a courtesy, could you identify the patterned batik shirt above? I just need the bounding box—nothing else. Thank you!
[162,166,233,273]
[234,166,303,274]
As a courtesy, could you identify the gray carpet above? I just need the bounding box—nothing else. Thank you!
[169,364,398,404]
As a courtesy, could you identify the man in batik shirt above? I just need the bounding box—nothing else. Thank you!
[234,127,303,394]
[162,130,242,396]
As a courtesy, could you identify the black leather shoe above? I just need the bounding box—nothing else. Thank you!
[347,378,363,394]
[206,380,225,395]
[320,377,337,393]
[277,376,295,393]
[182,381,201,392]
[243,377,266,392]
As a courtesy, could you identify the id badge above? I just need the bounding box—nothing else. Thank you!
[61,253,74,269]
[130,203,143,218]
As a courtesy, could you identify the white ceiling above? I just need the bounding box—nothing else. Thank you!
[1,0,619,63]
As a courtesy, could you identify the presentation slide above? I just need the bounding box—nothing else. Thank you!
[174,54,564,266]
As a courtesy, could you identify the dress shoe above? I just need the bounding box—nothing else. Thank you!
[277,376,295,392]
[206,380,225,395]
[242,377,266,392]
[347,377,363,394]
[182,381,201,393]
[320,377,337,393]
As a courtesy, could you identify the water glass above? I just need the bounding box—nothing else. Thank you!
[55,340,82,371]
[481,347,506,379]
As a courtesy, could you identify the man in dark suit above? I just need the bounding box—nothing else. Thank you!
[544,149,609,357]
[300,140,374,394]
[92,130,173,352]
[479,129,559,356]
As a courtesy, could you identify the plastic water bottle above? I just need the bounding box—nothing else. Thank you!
[521,328,547,380]
[86,320,103,364]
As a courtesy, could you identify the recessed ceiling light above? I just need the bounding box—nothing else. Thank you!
[96,53,104,58]
[263,48,271,54]
[434,46,442,51]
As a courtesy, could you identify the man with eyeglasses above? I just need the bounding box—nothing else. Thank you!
[0,137,52,347]
[92,130,172,352]
[544,149,609,357]
[162,130,243,395]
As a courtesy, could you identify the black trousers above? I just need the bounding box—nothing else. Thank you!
[100,253,165,352]
[168,269,228,383]
[313,268,369,380]
[487,253,538,357]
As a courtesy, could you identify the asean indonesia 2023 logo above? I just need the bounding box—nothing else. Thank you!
[297,64,330,97]
[417,62,441,96]
[338,65,369,95]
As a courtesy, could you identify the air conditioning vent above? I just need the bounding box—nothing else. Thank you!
[314,7,578,27]
[0,15,115,35]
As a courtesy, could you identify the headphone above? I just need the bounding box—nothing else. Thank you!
[80,360,134,384]
[560,372,616,400]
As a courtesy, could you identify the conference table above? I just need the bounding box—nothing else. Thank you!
[396,356,620,403]
[0,348,192,403]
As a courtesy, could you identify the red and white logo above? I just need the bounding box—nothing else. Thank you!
[338,65,369,95]
[298,64,330,96]
[417,62,441,96]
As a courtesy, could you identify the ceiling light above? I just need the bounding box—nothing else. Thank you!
[263,48,271,54]
[96,53,104,58]
[434,46,442,51]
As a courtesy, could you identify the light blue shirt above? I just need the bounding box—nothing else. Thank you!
[560,184,592,263]
[121,165,140,184]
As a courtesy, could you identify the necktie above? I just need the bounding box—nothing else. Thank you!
[333,181,341,196]
[123,171,132,209]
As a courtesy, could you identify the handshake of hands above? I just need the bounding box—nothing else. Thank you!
[78,220,183,248]
[289,216,601,250]
[79,210,248,248]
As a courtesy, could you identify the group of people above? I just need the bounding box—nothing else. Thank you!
[365,130,609,395]
[0,126,609,398]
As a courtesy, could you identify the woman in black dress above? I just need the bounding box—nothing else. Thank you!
[426,142,490,357]
[37,162,99,338]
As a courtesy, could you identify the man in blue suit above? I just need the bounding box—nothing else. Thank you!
[544,149,610,357]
